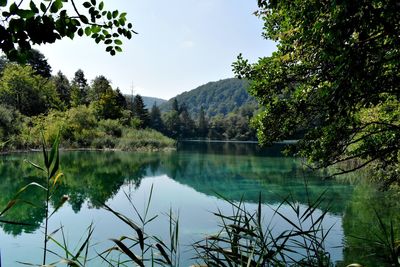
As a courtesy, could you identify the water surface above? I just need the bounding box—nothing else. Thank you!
[0,142,398,266]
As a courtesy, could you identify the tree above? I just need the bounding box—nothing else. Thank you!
[89,75,112,102]
[53,71,71,107]
[115,88,127,110]
[71,69,89,106]
[233,1,400,180]
[92,89,122,120]
[19,49,52,78]
[172,98,180,113]
[149,103,164,132]
[163,110,180,139]
[132,94,149,128]
[0,0,135,59]
[179,103,195,138]
[0,104,23,142]
[0,63,60,116]
[197,106,208,138]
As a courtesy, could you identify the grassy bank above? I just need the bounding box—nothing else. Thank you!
[0,105,175,152]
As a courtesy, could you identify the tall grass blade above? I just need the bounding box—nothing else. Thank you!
[24,160,45,172]
[41,131,49,169]
[111,239,144,267]
[155,243,172,265]
[48,132,60,169]
[104,204,145,251]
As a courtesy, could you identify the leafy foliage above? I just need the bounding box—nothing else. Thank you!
[0,63,60,116]
[0,0,136,59]
[233,0,400,180]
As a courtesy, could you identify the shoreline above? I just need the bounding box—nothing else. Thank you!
[0,146,176,155]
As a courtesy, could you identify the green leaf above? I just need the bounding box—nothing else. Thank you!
[84,26,91,36]
[90,0,96,6]
[112,10,118,18]
[9,2,18,14]
[114,39,122,45]
[110,239,144,267]
[50,0,63,13]
[0,0,6,7]
[49,145,60,178]
[25,159,45,172]
[49,134,60,168]
[79,15,89,24]
[115,46,122,52]
[106,11,111,20]
[40,2,46,12]
[98,1,104,10]
[29,1,39,13]
[0,199,18,216]
[83,1,91,8]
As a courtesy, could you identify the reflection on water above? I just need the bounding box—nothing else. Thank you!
[0,142,398,266]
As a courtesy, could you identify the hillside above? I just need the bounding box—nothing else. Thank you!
[160,78,257,117]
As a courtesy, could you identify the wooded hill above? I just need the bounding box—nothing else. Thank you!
[160,78,257,118]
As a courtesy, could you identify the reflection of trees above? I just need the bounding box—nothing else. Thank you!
[339,183,400,267]
[0,151,161,235]
[0,143,355,237]
[0,155,46,235]
[52,151,161,210]
[161,149,354,214]
[177,141,284,157]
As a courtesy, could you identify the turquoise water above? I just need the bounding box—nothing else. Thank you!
[0,142,398,266]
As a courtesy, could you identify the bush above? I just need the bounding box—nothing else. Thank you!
[117,128,175,151]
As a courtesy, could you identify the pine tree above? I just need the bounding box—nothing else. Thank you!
[53,71,71,107]
[198,106,208,138]
[115,88,127,110]
[71,69,89,106]
[132,94,149,128]
[149,103,164,132]
[172,98,179,113]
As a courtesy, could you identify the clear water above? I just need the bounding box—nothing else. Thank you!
[0,142,398,266]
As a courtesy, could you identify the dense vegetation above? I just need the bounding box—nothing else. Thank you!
[160,78,256,117]
[234,0,400,187]
[156,78,258,140]
[0,53,174,151]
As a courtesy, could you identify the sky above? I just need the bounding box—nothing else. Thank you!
[36,0,276,100]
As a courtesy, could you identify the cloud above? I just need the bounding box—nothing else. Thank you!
[180,40,195,48]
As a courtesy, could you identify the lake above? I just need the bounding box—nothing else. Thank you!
[0,142,398,266]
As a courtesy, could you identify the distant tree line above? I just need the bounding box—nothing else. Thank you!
[147,98,257,141]
[0,49,257,147]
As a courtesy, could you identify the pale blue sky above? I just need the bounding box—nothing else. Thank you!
[37,0,276,99]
